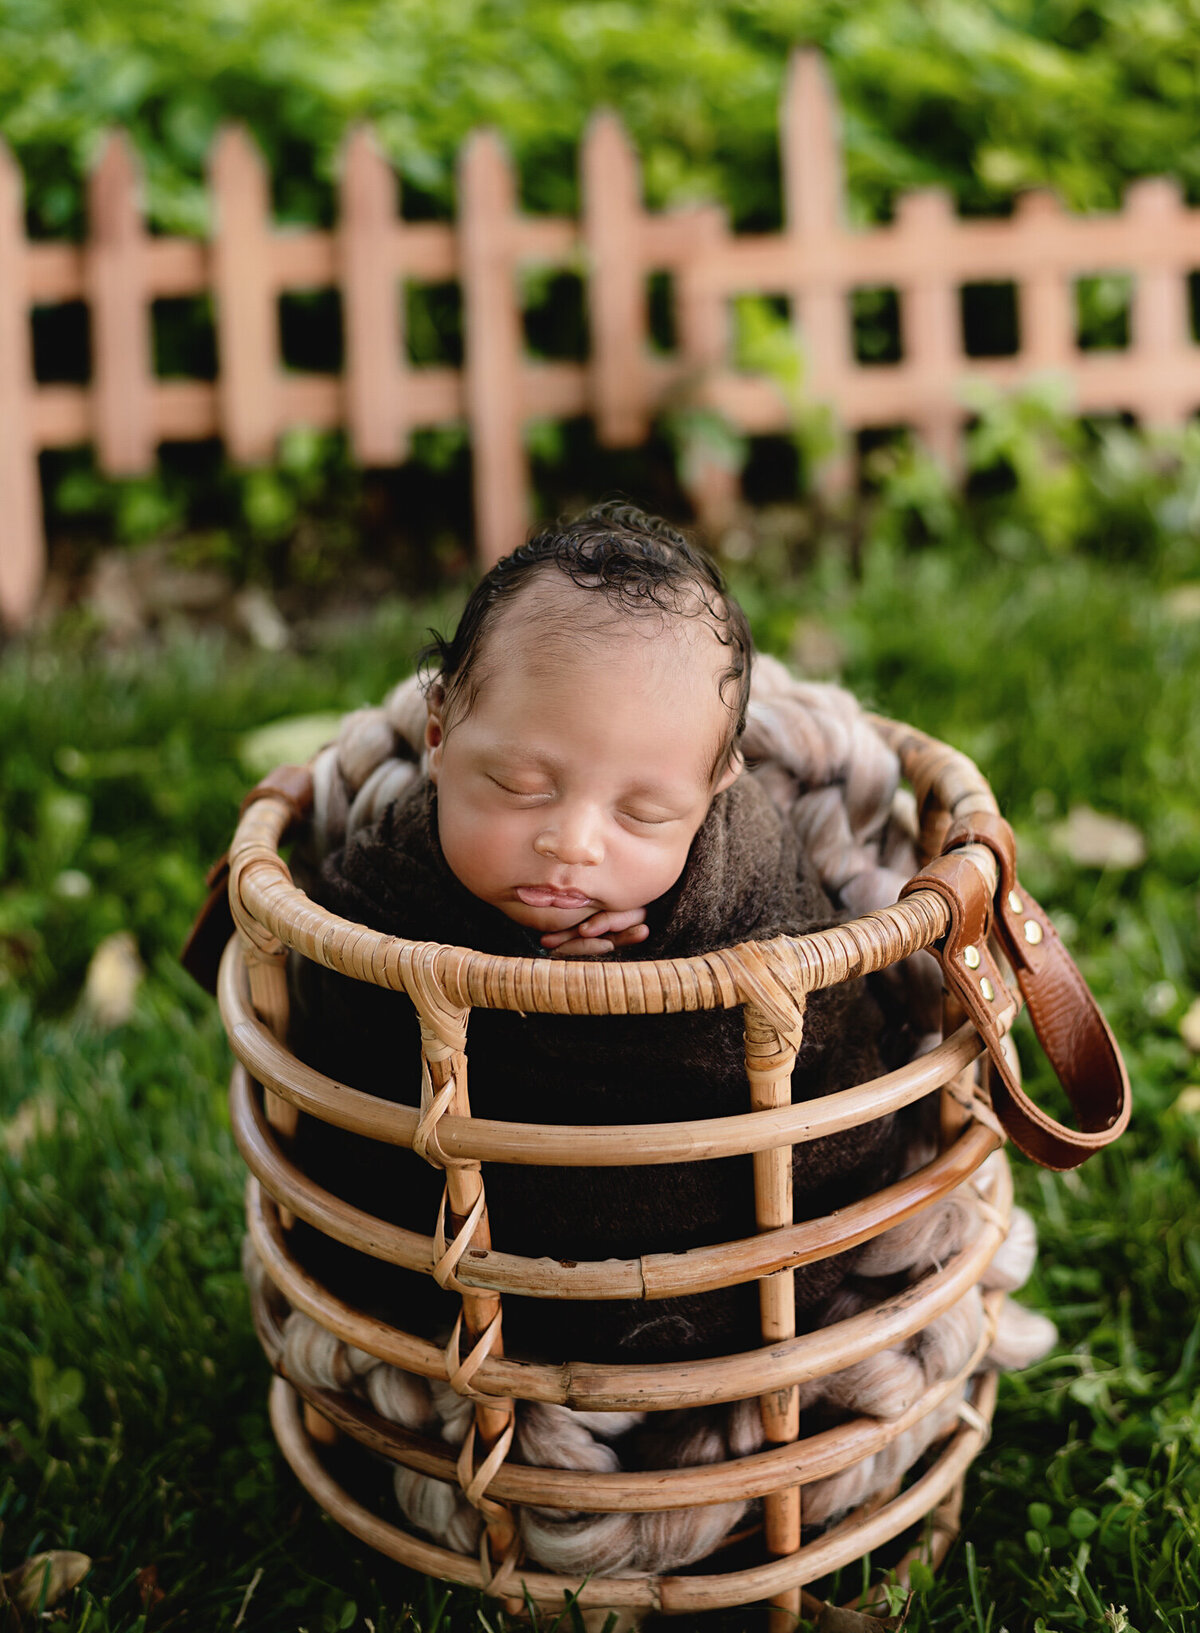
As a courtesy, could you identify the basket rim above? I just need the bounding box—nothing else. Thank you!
[222,938,988,1165]
[226,714,1001,1017]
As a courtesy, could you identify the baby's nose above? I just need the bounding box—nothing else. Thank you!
[533,808,604,866]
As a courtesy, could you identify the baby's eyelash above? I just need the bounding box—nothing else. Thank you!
[489,776,546,797]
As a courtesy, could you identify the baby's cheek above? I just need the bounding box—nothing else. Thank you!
[624,834,692,905]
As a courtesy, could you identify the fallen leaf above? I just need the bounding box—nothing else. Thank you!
[1049,805,1146,870]
[816,1603,903,1631]
[82,931,143,1028]
[86,553,145,641]
[136,1564,164,1611]
[238,713,345,779]
[1181,998,1200,1054]
[789,617,845,678]
[233,586,289,653]
[2,1094,57,1159]
[1163,583,1200,622]
[2,1552,90,1614]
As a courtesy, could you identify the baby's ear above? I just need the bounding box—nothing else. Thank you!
[424,683,446,779]
[714,747,744,795]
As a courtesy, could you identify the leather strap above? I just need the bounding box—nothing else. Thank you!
[180,765,314,994]
[901,811,1130,1170]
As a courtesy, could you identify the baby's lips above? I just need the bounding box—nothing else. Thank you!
[515,885,594,910]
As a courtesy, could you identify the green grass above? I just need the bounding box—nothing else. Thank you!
[2,541,1199,1631]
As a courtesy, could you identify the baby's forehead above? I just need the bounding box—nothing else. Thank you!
[494,573,723,670]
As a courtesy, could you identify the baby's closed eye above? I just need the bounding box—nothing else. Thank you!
[488,775,550,798]
[621,808,674,827]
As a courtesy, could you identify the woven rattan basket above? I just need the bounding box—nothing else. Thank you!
[210,714,1114,1625]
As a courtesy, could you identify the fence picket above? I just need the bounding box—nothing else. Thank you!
[459,130,528,567]
[1015,193,1074,374]
[584,112,648,446]
[783,52,852,490]
[87,133,154,474]
[0,141,40,629]
[211,126,278,463]
[339,127,405,465]
[1128,178,1193,427]
[898,189,963,472]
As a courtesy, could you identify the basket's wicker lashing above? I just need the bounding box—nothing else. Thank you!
[222,718,1033,1620]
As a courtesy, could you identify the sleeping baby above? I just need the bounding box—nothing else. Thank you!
[288,501,898,1367]
[277,502,1046,1578]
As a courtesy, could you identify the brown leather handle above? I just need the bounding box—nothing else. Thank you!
[180,764,314,994]
[901,811,1130,1170]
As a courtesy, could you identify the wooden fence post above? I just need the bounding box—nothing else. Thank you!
[459,131,528,568]
[339,126,406,466]
[675,205,740,533]
[0,141,42,630]
[898,188,963,474]
[211,126,278,463]
[1128,177,1192,429]
[583,111,649,447]
[87,132,155,474]
[1015,191,1075,376]
[783,49,853,492]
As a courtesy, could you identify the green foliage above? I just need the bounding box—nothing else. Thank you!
[0,595,463,1014]
[3,537,1200,1629]
[7,0,1200,238]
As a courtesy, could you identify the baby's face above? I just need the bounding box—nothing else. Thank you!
[426,589,741,936]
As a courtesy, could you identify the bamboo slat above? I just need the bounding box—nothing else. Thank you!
[268,1371,998,1613]
[746,1001,802,1629]
[221,936,986,1166]
[251,1274,1003,1510]
[232,1061,999,1299]
[244,1153,1012,1410]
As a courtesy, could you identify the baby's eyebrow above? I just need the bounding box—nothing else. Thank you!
[619,779,695,806]
[485,744,561,773]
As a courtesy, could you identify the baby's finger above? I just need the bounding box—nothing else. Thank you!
[579,908,647,938]
[541,913,613,947]
[548,937,614,959]
[607,923,650,948]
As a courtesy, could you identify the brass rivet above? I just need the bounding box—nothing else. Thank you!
[963,944,981,969]
[980,976,995,1002]
[1024,920,1043,945]
[1008,890,1024,914]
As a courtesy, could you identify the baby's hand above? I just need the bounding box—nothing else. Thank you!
[541,907,649,959]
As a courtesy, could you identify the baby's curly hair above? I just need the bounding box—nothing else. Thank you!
[421,501,753,774]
